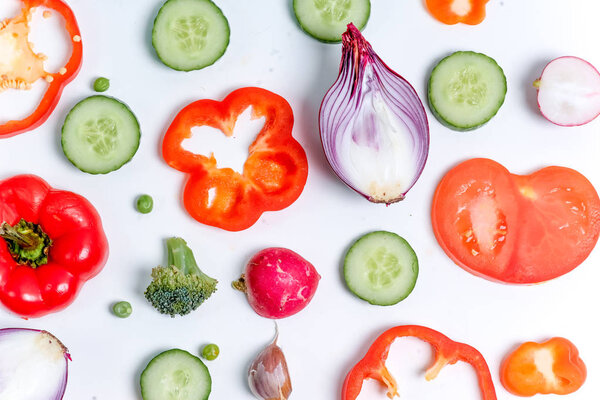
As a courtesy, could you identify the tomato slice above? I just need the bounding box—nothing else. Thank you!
[432,158,600,284]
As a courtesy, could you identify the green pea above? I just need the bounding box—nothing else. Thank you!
[93,77,110,92]
[202,344,219,360]
[136,194,153,214]
[112,301,132,318]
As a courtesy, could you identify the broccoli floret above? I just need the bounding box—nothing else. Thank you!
[144,237,217,317]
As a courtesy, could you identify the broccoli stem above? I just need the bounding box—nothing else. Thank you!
[166,237,214,282]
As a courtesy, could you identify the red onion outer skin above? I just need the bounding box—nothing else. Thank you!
[0,328,69,400]
[319,24,429,204]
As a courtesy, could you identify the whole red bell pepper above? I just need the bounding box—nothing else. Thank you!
[0,175,108,318]
[0,0,83,138]
[162,87,308,232]
[343,325,497,400]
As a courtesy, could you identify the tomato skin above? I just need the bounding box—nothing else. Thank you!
[432,158,600,284]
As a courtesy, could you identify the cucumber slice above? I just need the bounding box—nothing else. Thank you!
[428,51,507,131]
[152,0,230,71]
[61,95,140,174]
[293,0,371,43]
[140,349,211,400]
[344,231,418,306]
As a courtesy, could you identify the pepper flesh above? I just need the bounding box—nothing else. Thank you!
[501,338,586,396]
[0,0,83,138]
[342,325,497,400]
[162,87,308,232]
[0,175,108,318]
[425,0,489,25]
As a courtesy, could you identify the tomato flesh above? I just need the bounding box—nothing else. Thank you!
[432,159,600,284]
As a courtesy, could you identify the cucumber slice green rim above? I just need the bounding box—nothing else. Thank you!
[428,51,507,131]
[140,349,211,400]
[293,0,371,43]
[344,231,419,306]
[61,95,141,175]
[152,0,230,71]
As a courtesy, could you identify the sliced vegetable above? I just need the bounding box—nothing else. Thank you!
[425,0,489,25]
[0,0,83,138]
[201,343,219,361]
[93,77,110,92]
[0,175,109,318]
[293,0,371,43]
[501,338,586,396]
[320,24,429,204]
[233,248,320,319]
[141,349,211,400]
[136,194,154,214]
[343,325,497,400]
[112,301,132,318]
[61,95,141,174]
[0,328,70,400]
[432,158,600,284]
[145,237,217,317]
[534,56,600,126]
[162,87,309,231]
[428,51,506,131]
[152,0,230,71]
[344,231,418,306]
[248,326,292,400]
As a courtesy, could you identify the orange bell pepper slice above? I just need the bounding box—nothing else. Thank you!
[501,337,586,396]
[425,0,489,25]
[162,87,308,232]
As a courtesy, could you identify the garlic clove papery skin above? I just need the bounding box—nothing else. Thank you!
[248,334,292,400]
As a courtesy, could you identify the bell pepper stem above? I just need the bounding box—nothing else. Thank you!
[0,219,52,267]
[0,222,36,248]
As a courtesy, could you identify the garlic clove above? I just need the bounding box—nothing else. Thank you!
[248,326,292,400]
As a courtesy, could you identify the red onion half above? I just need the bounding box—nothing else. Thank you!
[0,328,70,400]
[319,24,429,204]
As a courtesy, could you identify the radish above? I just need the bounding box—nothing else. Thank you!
[534,56,600,126]
[233,248,320,319]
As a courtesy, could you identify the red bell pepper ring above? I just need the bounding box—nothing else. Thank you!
[501,337,586,396]
[0,0,83,138]
[342,325,497,400]
[425,0,489,25]
[0,175,108,318]
[162,87,309,232]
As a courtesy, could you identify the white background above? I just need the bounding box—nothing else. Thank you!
[1,0,600,399]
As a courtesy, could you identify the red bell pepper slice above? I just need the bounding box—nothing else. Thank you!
[0,0,83,138]
[343,325,497,400]
[425,0,489,25]
[501,337,586,396]
[0,175,108,318]
[162,87,309,232]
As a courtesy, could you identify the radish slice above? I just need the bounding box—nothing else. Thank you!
[0,328,70,400]
[535,56,600,126]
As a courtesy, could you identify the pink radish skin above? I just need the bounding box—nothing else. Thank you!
[238,248,320,319]
[535,56,600,126]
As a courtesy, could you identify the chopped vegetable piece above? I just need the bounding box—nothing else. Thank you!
[293,0,371,43]
[162,87,308,231]
[93,77,110,92]
[141,349,211,400]
[0,0,83,138]
[428,51,506,131]
[432,158,600,284]
[233,247,320,319]
[248,326,292,400]
[425,0,489,25]
[501,338,586,396]
[152,0,230,71]
[344,231,418,305]
[0,175,109,318]
[61,95,141,174]
[320,24,429,203]
[112,301,132,318]
[136,194,154,214]
[201,344,219,360]
[145,237,217,317]
[343,325,497,400]
[534,56,600,126]
[0,328,70,400]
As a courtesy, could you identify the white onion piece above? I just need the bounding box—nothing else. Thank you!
[0,328,69,400]
[320,24,429,204]
[535,56,600,126]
